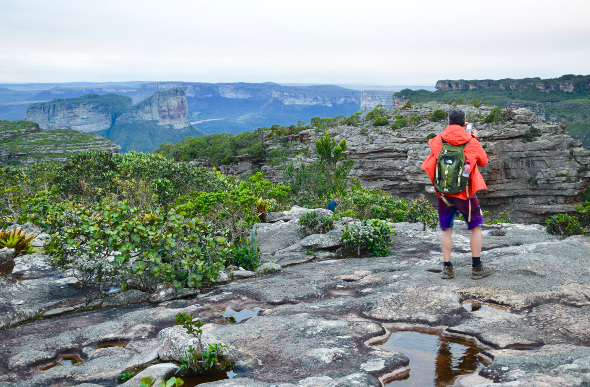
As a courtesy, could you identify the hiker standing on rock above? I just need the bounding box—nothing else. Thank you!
[421,108,492,280]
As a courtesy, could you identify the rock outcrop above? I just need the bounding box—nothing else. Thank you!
[25,88,197,153]
[116,88,191,129]
[219,103,590,223]
[1,216,589,386]
[26,93,132,132]
[436,74,590,93]
[0,120,120,166]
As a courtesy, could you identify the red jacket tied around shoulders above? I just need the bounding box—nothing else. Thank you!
[421,124,488,200]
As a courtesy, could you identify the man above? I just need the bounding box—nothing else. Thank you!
[327,197,340,212]
[421,108,492,279]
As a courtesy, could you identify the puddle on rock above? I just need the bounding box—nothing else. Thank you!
[96,340,128,349]
[375,330,485,387]
[180,370,235,386]
[216,307,261,324]
[39,354,83,371]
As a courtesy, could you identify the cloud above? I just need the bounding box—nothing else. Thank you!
[1,0,589,84]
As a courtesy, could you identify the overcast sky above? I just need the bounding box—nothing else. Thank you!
[1,0,589,86]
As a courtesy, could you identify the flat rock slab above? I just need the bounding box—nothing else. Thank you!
[1,221,590,386]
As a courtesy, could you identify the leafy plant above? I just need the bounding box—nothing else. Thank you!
[373,116,389,126]
[299,211,335,234]
[390,116,408,130]
[545,213,584,237]
[0,229,36,257]
[139,376,184,387]
[230,244,260,270]
[575,201,590,227]
[406,199,438,230]
[341,219,395,256]
[430,109,447,122]
[119,371,135,382]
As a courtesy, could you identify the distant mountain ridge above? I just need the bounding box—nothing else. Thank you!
[436,74,590,93]
[395,74,590,149]
[26,88,203,152]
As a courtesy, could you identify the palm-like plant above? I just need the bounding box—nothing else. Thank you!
[0,229,36,257]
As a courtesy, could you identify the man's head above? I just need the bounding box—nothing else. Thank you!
[334,197,340,203]
[448,108,466,126]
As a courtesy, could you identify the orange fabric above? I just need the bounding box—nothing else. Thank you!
[421,124,488,200]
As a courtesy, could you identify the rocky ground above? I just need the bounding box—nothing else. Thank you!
[0,208,589,387]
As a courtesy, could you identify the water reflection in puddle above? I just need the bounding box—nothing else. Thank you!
[180,370,236,386]
[96,340,127,349]
[217,307,261,324]
[376,331,484,387]
[38,354,83,371]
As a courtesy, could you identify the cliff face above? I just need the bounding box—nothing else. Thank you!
[116,88,190,129]
[138,82,362,108]
[218,103,590,223]
[0,120,119,166]
[26,94,132,133]
[436,75,590,93]
[25,88,195,153]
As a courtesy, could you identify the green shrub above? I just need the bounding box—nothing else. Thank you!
[575,202,590,227]
[425,133,437,140]
[406,199,438,230]
[299,210,335,234]
[366,105,387,121]
[0,228,35,258]
[231,244,260,270]
[522,126,542,142]
[344,112,361,126]
[390,116,408,130]
[341,219,395,257]
[545,213,584,237]
[430,109,447,122]
[47,203,231,303]
[373,116,389,126]
[483,106,515,124]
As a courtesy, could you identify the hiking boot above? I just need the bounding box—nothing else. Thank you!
[442,265,455,279]
[472,263,492,279]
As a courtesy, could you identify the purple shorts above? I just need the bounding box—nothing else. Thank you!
[437,194,484,230]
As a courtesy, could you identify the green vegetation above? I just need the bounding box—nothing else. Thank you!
[373,116,389,126]
[174,313,230,376]
[0,228,35,258]
[341,219,395,257]
[299,210,335,234]
[545,213,584,237]
[394,74,590,148]
[139,376,184,387]
[156,127,267,166]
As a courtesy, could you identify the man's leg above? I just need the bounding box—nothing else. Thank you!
[442,227,453,263]
[470,225,482,258]
[441,227,455,279]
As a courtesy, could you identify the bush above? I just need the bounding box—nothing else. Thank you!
[406,199,438,230]
[390,116,408,130]
[545,213,584,237]
[0,228,35,258]
[299,210,335,234]
[230,244,260,271]
[341,219,395,257]
[373,116,389,126]
[430,109,447,122]
[575,202,590,227]
[366,105,387,121]
[47,203,231,303]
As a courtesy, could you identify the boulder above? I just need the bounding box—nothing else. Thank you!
[0,247,15,277]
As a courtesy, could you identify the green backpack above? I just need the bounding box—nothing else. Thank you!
[434,138,469,194]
